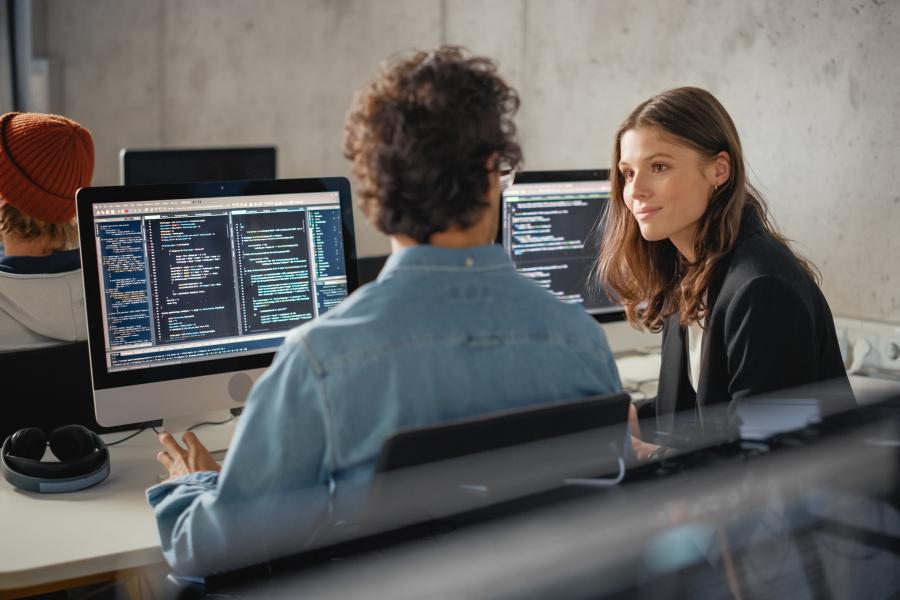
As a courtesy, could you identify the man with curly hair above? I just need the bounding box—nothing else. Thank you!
[148,47,621,577]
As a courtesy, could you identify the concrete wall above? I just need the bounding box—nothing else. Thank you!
[41,0,900,323]
[0,2,12,113]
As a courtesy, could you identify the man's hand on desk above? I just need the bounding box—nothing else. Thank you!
[157,431,221,480]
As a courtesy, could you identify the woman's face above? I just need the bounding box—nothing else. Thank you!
[618,126,725,260]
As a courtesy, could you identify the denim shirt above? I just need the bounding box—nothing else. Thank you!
[147,244,621,576]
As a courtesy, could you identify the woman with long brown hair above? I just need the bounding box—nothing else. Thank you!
[598,87,852,459]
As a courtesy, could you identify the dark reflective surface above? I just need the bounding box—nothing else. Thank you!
[164,384,900,599]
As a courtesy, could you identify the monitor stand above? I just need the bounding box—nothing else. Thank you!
[161,409,237,459]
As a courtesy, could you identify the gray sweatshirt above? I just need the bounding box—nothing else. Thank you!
[0,251,87,352]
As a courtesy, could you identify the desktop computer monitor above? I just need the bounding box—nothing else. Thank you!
[119,146,277,186]
[76,178,357,428]
[499,169,624,321]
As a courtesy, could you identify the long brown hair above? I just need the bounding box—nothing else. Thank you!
[597,87,818,332]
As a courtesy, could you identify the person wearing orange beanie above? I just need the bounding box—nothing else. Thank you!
[0,112,95,351]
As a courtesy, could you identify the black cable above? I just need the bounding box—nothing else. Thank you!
[105,425,150,446]
[187,416,235,432]
[105,419,176,446]
[104,418,234,446]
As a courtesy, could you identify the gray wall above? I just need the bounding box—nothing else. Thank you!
[0,2,12,113]
[41,0,900,323]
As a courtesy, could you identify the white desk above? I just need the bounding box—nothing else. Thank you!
[0,422,236,597]
[601,321,661,357]
[602,321,663,400]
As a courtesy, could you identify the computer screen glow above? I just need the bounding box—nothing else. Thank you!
[501,177,619,315]
[90,192,347,372]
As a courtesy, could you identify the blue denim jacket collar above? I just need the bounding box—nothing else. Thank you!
[378,244,513,278]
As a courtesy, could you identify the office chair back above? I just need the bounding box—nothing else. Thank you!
[364,392,632,531]
[0,342,118,442]
[357,255,388,285]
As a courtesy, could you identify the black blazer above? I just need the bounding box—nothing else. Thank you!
[655,209,854,442]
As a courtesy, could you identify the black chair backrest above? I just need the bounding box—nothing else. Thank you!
[357,255,388,285]
[0,342,128,442]
[376,392,631,473]
[359,393,631,535]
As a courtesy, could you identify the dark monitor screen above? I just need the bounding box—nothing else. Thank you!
[119,146,277,186]
[500,170,623,320]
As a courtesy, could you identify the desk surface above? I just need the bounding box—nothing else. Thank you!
[0,422,236,592]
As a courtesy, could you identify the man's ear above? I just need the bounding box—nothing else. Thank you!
[485,152,499,172]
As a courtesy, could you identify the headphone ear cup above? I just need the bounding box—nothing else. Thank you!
[8,428,47,461]
[3,424,109,491]
[49,424,96,462]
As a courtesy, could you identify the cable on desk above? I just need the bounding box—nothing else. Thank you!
[103,417,234,446]
[105,425,152,446]
[187,415,235,432]
[137,418,233,438]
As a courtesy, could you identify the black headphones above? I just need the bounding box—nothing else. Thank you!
[1,424,110,493]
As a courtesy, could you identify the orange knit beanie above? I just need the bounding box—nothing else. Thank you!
[0,112,94,224]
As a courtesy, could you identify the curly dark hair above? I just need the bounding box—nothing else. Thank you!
[343,46,523,243]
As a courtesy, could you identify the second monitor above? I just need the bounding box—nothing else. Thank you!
[119,146,277,186]
[500,169,622,320]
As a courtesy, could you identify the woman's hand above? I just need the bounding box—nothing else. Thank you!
[628,403,661,461]
[628,402,642,438]
[157,431,221,479]
[631,436,660,462]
